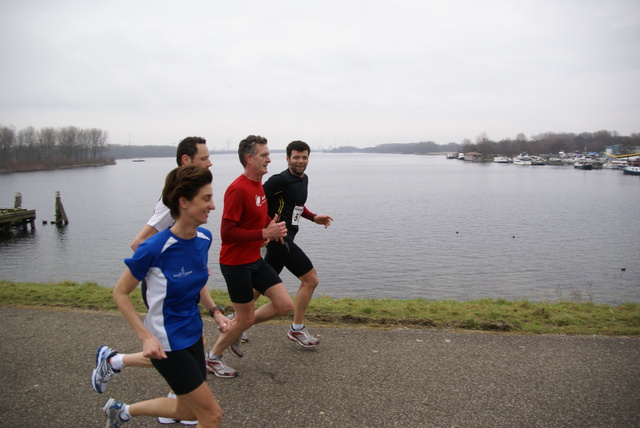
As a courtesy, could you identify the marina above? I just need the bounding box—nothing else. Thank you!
[480,151,640,170]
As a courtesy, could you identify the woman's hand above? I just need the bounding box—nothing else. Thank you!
[213,311,231,333]
[142,334,167,359]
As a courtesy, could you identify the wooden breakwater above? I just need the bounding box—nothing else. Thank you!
[1,191,69,234]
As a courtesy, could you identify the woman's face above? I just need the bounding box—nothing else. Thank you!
[183,183,215,226]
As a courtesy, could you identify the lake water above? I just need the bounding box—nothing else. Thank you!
[1,153,639,305]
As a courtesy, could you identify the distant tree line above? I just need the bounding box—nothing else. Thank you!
[460,130,640,157]
[4,125,638,173]
[0,125,113,172]
[333,130,639,157]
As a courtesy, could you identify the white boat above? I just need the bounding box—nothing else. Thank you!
[574,155,594,170]
[513,153,532,165]
[531,156,546,165]
[603,160,629,169]
[492,156,510,163]
[573,155,603,170]
[622,166,640,175]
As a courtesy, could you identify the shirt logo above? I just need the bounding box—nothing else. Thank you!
[255,195,266,207]
[173,267,193,278]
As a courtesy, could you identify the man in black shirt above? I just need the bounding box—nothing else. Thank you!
[262,140,333,347]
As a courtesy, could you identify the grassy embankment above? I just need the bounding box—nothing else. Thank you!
[1,280,638,336]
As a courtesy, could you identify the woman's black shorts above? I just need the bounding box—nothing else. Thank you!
[151,337,206,395]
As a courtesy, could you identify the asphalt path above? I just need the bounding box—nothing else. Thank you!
[1,306,639,427]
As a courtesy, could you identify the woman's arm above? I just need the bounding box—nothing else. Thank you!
[113,269,167,359]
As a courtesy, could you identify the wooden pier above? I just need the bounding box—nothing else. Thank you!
[0,208,36,233]
[1,191,69,234]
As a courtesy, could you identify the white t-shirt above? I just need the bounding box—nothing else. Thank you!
[147,197,174,232]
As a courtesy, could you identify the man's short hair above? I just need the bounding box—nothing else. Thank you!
[287,140,311,158]
[176,137,207,166]
[238,135,268,167]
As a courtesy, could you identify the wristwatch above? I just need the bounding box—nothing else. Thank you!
[209,304,224,318]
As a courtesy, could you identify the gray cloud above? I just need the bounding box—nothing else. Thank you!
[1,0,638,149]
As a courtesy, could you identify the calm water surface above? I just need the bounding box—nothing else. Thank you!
[1,153,639,305]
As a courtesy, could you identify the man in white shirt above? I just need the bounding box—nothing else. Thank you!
[130,136,213,251]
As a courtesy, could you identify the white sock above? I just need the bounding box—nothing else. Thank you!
[110,353,125,371]
[121,404,132,421]
[167,392,177,399]
[208,351,220,360]
[292,323,304,331]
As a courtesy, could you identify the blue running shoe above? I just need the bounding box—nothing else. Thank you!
[92,346,120,393]
[103,398,130,427]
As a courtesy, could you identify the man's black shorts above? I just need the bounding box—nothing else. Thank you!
[265,239,313,278]
[220,258,283,304]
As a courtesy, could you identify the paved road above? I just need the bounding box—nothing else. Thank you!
[1,306,639,427]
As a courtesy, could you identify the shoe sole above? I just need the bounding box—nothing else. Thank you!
[92,346,110,394]
[286,332,319,348]
[229,341,244,358]
[102,398,114,414]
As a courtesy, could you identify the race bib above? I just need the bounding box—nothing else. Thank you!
[292,206,303,225]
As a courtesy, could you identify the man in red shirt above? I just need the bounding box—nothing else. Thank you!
[205,135,294,378]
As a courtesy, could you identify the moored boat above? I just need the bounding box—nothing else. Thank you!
[603,160,629,169]
[622,166,640,175]
[492,156,510,163]
[513,153,532,165]
[531,156,546,165]
[574,155,594,170]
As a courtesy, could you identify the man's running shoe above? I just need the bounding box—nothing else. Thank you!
[205,355,238,378]
[287,326,320,348]
[93,346,120,393]
[103,398,130,428]
[229,335,244,358]
[225,313,249,343]
[158,417,198,425]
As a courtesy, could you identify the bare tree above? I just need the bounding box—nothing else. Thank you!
[0,125,17,167]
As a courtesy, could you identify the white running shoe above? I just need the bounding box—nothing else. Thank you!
[158,417,197,425]
[92,346,120,394]
[205,355,238,378]
[103,398,130,428]
[287,326,320,348]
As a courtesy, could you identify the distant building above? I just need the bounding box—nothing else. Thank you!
[606,145,622,155]
[464,152,483,162]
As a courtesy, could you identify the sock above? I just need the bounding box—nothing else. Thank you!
[167,392,177,399]
[109,353,125,371]
[121,404,132,421]
[208,351,220,360]
[292,323,304,331]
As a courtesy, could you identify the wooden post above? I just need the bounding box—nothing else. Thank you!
[55,191,69,225]
[14,192,22,209]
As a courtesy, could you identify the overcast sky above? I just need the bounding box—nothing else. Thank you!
[1,0,638,150]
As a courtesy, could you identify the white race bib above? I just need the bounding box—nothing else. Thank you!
[292,206,303,226]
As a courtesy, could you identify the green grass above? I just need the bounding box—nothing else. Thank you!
[1,280,638,336]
